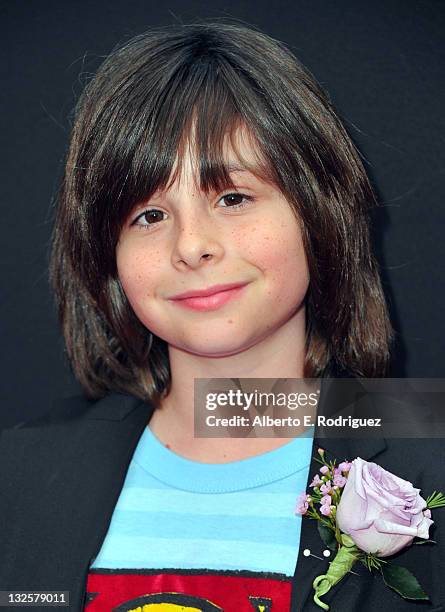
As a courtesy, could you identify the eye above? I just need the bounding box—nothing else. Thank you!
[218,192,254,210]
[131,209,167,229]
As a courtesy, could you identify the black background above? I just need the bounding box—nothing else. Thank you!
[1,1,444,429]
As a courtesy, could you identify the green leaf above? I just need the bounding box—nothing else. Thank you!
[381,564,430,601]
[413,539,437,545]
[317,522,337,551]
[426,490,445,509]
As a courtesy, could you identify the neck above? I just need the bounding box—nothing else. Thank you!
[149,307,309,462]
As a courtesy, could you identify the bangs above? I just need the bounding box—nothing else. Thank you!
[156,54,278,191]
[82,51,280,249]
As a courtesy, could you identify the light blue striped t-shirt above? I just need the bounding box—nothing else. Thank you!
[85,426,315,610]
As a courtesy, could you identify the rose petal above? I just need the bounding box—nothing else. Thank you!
[417,515,434,539]
[348,524,413,557]
[336,466,374,532]
[374,517,419,537]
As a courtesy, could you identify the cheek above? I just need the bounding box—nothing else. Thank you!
[239,218,309,298]
[115,240,170,335]
[116,240,162,300]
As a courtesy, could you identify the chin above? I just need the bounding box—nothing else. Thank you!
[171,335,253,358]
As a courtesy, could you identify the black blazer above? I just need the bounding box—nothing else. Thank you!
[1,377,444,612]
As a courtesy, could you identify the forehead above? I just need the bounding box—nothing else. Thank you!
[163,122,275,194]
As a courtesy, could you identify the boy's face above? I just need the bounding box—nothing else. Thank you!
[116,127,310,359]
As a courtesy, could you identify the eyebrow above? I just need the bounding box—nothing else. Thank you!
[224,161,274,185]
[225,162,261,174]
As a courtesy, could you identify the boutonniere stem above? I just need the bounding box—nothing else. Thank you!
[312,534,360,610]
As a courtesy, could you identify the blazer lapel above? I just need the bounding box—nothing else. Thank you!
[290,375,388,611]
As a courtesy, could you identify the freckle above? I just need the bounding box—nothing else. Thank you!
[227,319,233,324]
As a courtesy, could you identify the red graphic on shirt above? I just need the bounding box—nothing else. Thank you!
[85,569,292,610]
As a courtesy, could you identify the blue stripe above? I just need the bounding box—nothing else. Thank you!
[112,485,304,517]
[97,509,303,546]
[91,535,300,575]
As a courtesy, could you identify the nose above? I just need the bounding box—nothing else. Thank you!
[171,206,224,269]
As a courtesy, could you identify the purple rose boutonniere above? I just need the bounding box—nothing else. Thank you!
[295,448,445,610]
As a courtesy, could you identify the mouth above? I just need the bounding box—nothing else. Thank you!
[169,282,249,300]
[168,283,249,312]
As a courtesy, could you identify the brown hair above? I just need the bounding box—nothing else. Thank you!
[49,20,393,406]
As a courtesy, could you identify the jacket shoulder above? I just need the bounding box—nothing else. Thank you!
[7,392,147,431]
[0,392,151,473]
[0,391,153,493]
[9,394,95,430]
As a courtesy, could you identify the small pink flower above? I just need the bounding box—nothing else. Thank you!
[333,474,347,488]
[320,495,332,506]
[338,461,352,473]
[320,481,332,494]
[320,504,332,517]
[320,465,329,475]
[310,474,322,487]
[295,492,310,515]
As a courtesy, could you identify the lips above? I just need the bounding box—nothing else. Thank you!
[168,283,249,312]
[169,282,248,300]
